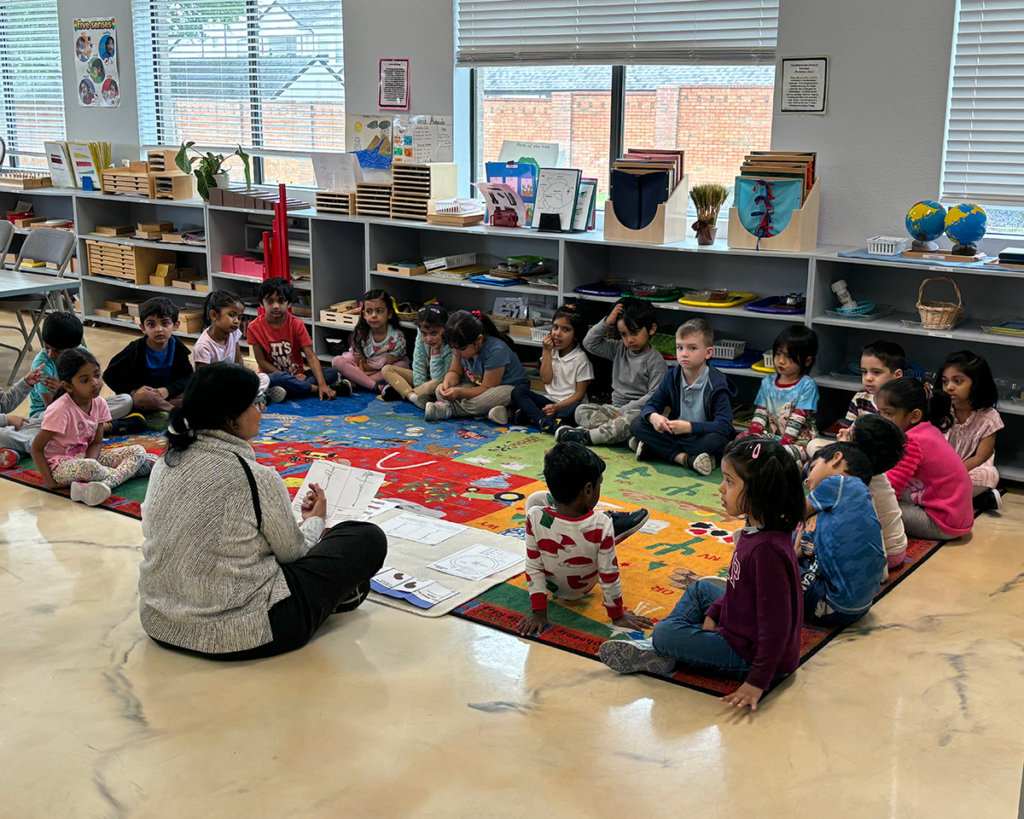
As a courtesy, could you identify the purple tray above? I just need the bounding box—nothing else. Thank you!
[745,295,806,314]
[711,349,763,369]
[574,282,624,297]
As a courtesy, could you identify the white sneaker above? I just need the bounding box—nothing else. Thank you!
[70,481,112,507]
[425,400,453,422]
[628,436,639,452]
[598,639,676,675]
[700,575,728,590]
[487,405,509,425]
[691,452,715,476]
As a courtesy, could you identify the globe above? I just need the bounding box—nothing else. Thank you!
[906,200,947,242]
[945,203,987,247]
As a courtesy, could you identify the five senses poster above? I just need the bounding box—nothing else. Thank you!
[73,18,119,108]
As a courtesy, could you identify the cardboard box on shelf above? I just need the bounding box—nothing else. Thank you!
[95,307,127,319]
[138,221,174,233]
[103,300,127,312]
[178,309,204,334]
[125,300,146,318]
[95,225,134,236]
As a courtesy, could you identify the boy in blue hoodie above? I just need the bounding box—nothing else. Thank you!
[629,319,736,475]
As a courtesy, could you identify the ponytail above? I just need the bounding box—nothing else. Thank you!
[166,363,259,462]
[443,309,515,351]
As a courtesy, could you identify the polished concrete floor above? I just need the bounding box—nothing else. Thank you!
[2,323,1024,818]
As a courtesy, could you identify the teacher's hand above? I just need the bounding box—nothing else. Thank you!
[301,483,328,521]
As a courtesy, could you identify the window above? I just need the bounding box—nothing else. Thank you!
[0,0,66,165]
[132,0,344,187]
[942,1,1024,234]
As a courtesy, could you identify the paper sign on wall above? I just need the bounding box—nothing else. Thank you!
[73,18,120,107]
[378,58,410,110]
[392,115,453,164]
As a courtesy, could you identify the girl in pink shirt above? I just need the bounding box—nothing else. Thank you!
[877,378,973,540]
[31,350,149,507]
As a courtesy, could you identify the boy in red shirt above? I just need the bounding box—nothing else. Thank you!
[247,278,347,399]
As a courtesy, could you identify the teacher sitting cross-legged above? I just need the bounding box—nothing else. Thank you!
[138,362,387,659]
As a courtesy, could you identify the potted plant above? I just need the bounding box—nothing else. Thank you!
[176,142,252,201]
[689,183,730,245]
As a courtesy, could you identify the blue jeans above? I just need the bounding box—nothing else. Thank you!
[269,367,341,397]
[800,558,867,627]
[511,385,579,428]
[651,579,750,678]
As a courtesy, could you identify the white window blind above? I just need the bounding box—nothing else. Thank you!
[942,0,1024,206]
[456,0,778,67]
[0,0,66,157]
[132,0,344,156]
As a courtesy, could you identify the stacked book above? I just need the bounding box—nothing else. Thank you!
[738,151,816,204]
[609,148,686,231]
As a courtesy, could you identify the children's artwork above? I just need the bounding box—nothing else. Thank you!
[472,182,526,228]
[572,179,597,231]
[72,18,119,107]
[497,140,561,170]
[532,168,582,230]
[486,162,537,222]
[371,568,457,609]
[290,460,385,526]
[379,512,467,545]
[311,152,364,192]
[346,115,393,170]
[392,115,453,164]
[427,544,524,582]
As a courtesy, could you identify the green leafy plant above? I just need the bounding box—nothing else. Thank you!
[175,142,252,200]
[689,183,730,227]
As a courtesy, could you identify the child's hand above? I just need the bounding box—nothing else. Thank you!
[650,413,672,434]
[294,372,307,381]
[721,681,763,710]
[702,615,717,631]
[7,415,26,431]
[605,303,624,326]
[612,610,654,631]
[668,420,692,435]
[319,384,336,401]
[517,612,549,636]
[542,333,555,350]
[836,427,851,442]
[25,365,46,386]
[301,483,328,520]
[542,403,557,417]
[444,387,466,400]
[43,376,60,393]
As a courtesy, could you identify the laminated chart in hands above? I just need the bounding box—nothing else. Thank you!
[290,460,385,526]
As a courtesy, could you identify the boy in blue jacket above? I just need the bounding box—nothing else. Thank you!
[629,319,736,475]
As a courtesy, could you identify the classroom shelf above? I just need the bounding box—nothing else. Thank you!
[812,313,1024,349]
[85,235,208,254]
[573,292,802,322]
[83,275,201,297]
[369,269,544,296]
[86,313,201,339]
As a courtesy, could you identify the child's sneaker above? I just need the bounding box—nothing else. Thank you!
[331,378,353,398]
[266,385,288,404]
[145,412,171,431]
[700,575,728,590]
[688,452,716,476]
[413,393,432,411]
[538,417,558,434]
[598,639,676,675]
[0,448,20,469]
[973,487,1002,514]
[425,400,453,422]
[555,426,591,445]
[70,481,112,507]
[512,408,530,426]
[487,406,509,425]
[635,441,652,461]
[379,383,402,401]
[606,508,650,544]
[108,413,148,437]
[628,436,639,452]
[136,452,160,478]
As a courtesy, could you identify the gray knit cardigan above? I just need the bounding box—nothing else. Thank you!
[138,430,324,653]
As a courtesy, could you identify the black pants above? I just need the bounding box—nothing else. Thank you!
[511,384,579,428]
[155,521,388,661]
[629,415,730,463]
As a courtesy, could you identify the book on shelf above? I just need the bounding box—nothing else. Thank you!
[531,168,582,231]
[624,148,685,188]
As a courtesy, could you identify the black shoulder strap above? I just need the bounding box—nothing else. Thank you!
[235,454,262,531]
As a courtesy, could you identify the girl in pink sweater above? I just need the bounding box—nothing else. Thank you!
[876,378,973,540]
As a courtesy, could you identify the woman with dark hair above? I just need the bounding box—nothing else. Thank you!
[138,363,387,659]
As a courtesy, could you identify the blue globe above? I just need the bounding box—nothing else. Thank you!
[945,203,987,246]
[906,200,947,242]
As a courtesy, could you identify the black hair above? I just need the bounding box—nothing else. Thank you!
[932,351,998,426]
[861,339,906,374]
[614,296,657,335]
[54,348,100,401]
[202,289,244,330]
[773,325,818,375]
[166,363,259,459]
[877,377,929,428]
[40,311,84,350]
[443,309,515,351]
[553,302,587,347]
[813,442,874,486]
[140,297,179,324]
[677,317,714,346]
[543,442,606,505]
[721,437,805,532]
[849,413,906,475]
[417,303,449,330]
[352,288,401,354]
[257,276,295,305]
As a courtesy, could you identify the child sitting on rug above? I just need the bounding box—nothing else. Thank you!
[0,363,46,469]
[877,378,973,541]
[426,310,530,425]
[627,318,736,474]
[331,289,410,395]
[599,437,805,712]
[799,443,886,627]
[558,297,667,447]
[247,278,343,400]
[31,350,150,507]
[193,290,284,404]
[379,304,452,409]
[518,442,654,637]
[741,325,820,464]
[512,302,593,433]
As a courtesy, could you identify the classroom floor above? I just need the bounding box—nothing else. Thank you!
[2,322,1024,819]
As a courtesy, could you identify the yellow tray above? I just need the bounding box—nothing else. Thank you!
[677,291,757,308]
[751,362,776,374]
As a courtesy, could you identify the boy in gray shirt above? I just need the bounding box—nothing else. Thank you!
[556,298,667,447]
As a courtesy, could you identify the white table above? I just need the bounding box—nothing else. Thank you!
[0,271,80,385]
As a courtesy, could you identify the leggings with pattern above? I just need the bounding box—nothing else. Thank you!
[50,446,148,489]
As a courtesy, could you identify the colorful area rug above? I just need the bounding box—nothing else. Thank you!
[0,393,946,696]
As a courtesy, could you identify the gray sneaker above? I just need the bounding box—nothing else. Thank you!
[598,639,676,675]
[690,452,716,476]
[487,405,509,425]
[425,400,453,422]
[700,575,728,590]
[70,481,112,507]
[555,425,591,445]
[266,385,288,404]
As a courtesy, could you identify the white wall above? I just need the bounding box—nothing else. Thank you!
[772,0,957,247]
[57,0,141,163]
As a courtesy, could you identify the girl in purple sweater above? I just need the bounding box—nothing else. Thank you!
[599,437,805,711]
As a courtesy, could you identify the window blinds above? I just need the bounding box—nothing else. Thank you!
[456,0,778,67]
[942,0,1024,206]
[132,0,344,156]
[0,0,66,157]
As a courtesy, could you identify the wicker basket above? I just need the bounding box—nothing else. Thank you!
[916,277,963,330]
[485,311,531,327]
[395,301,420,322]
